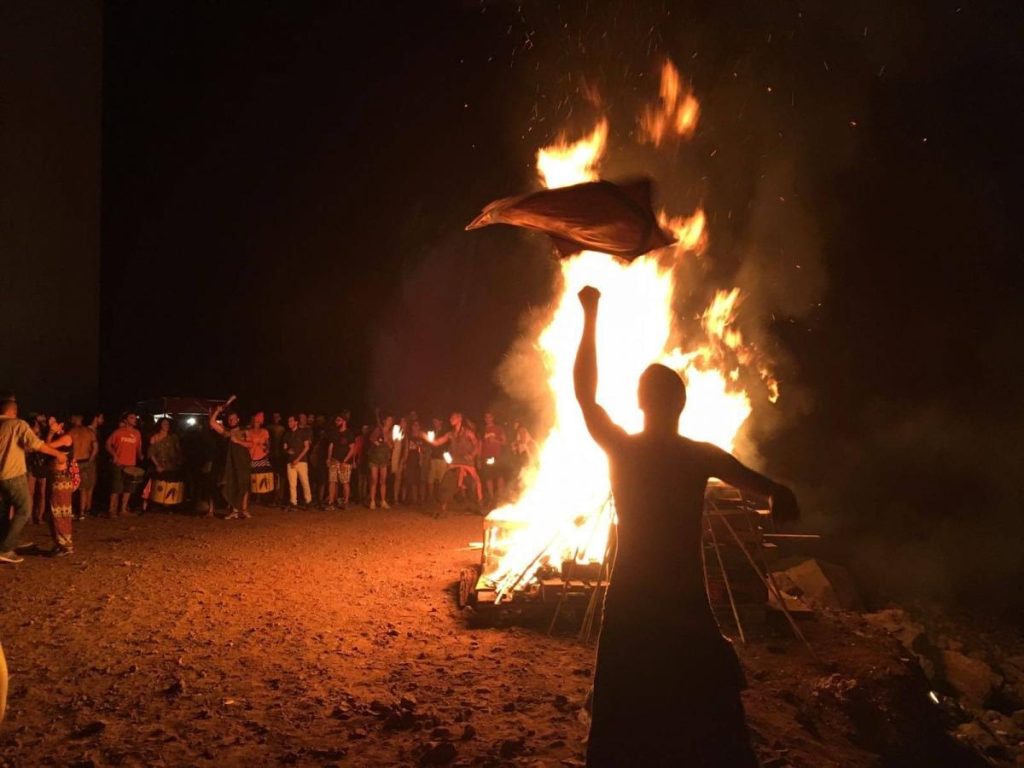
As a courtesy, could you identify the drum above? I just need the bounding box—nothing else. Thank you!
[250,470,276,494]
[122,466,146,492]
[152,479,184,506]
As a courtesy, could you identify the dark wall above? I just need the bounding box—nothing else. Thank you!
[0,0,102,414]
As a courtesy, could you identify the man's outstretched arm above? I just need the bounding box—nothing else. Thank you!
[705,444,800,523]
[574,286,627,451]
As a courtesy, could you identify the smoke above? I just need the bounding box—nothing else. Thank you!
[807,403,1024,611]
[367,228,557,422]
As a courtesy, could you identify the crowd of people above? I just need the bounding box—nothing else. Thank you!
[0,389,539,564]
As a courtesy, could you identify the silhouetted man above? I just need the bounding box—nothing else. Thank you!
[574,286,798,768]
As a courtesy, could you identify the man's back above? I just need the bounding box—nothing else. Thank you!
[604,432,721,621]
[69,425,95,461]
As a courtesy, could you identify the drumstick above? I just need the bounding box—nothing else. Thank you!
[224,394,237,409]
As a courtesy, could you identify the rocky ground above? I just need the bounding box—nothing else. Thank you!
[0,504,1018,767]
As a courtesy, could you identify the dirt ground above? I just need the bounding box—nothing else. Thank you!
[0,504,990,767]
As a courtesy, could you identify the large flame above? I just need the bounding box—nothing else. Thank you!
[483,62,775,600]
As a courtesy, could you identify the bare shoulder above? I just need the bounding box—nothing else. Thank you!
[675,436,728,465]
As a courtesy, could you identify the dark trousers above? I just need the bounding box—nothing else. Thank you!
[0,474,32,552]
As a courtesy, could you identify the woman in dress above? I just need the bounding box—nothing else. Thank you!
[44,416,74,556]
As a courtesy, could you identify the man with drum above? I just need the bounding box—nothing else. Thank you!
[105,412,143,518]
[245,411,273,510]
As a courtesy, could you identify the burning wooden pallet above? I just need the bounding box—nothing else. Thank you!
[459,480,815,646]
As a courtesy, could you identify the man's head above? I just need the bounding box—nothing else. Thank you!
[334,414,347,431]
[251,411,265,428]
[298,413,308,428]
[70,414,84,427]
[483,412,495,427]
[91,413,105,428]
[158,417,172,433]
[449,412,463,429]
[1,391,17,417]
[124,413,138,428]
[271,412,282,425]
[287,415,298,430]
[637,364,686,429]
[226,412,240,428]
[432,417,443,431]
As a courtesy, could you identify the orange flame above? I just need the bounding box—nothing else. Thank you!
[536,119,608,189]
[640,60,700,146]
[484,60,776,599]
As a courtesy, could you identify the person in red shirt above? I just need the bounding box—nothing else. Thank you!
[105,412,143,518]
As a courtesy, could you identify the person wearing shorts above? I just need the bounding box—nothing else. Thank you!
[106,413,143,518]
[426,417,448,499]
[325,414,353,510]
[365,414,393,510]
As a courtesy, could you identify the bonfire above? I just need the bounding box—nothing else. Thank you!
[466,60,779,616]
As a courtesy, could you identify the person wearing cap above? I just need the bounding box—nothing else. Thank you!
[0,392,69,564]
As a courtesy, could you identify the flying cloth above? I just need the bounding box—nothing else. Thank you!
[466,177,676,260]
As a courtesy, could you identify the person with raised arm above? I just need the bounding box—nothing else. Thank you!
[208,396,253,519]
[573,285,798,768]
[0,393,69,564]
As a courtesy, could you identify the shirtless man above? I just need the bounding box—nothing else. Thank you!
[208,400,253,519]
[245,411,271,510]
[421,412,481,516]
[573,286,798,768]
[68,414,99,519]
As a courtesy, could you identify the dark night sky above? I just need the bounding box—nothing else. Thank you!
[10,0,1024,605]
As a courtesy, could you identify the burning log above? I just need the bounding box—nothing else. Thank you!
[465,177,676,260]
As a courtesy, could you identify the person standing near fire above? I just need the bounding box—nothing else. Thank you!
[282,414,312,508]
[479,411,507,507]
[208,399,252,519]
[0,392,69,564]
[421,412,482,515]
[67,413,98,519]
[573,285,798,768]
[244,411,271,510]
[106,413,143,517]
[365,412,393,510]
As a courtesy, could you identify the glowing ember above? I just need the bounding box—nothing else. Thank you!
[484,59,777,600]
